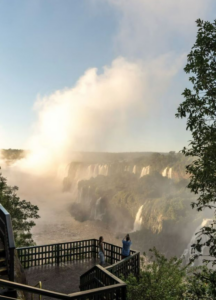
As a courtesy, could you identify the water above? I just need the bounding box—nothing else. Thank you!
[182,219,213,266]
[132,165,136,174]
[162,167,172,178]
[162,167,167,177]
[168,168,172,179]
[94,197,104,221]
[140,166,150,177]
[133,205,144,231]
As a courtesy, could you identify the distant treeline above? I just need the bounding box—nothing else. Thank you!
[0,149,27,160]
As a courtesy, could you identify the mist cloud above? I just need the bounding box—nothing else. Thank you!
[19,55,183,173]
[105,0,214,57]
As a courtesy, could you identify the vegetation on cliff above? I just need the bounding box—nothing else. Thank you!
[0,170,39,247]
[126,249,186,300]
[70,153,200,257]
[126,249,216,299]
[0,149,27,161]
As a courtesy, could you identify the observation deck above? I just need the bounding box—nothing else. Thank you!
[0,205,140,300]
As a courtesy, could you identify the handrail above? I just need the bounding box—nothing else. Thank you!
[105,251,140,281]
[17,238,138,271]
[31,281,42,300]
[0,279,71,300]
[68,283,126,299]
[17,239,97,250]
[0,296,20,300]
[0,278,127,300]
[106,251,139,272]
[81,264,125,284]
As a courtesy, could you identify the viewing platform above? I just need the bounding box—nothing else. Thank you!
[25,259,98,296]
[0,205,140,300]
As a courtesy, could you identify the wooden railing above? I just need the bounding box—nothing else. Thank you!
[106,252,140,279]
[0,277,127,300]
[80,264,121,291]
[96,241,136,265]
[0,203,139,299]
[0,205,15,281]
[79,265,126,299]
[17,239,137,268]
[14,239,140,299]
[17,239,97,268]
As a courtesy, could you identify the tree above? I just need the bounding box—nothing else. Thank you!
[126,248,186,300]
[185,266,216,299]
[0,169,40,247]
[176,18,216,265]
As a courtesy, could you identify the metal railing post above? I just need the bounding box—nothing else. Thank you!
[122,285,127,300]
[9,248,14,281]
[56,244,59,265]
[111,245,113,265]
[93,239,97,259]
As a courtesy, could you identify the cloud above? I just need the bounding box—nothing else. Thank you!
[17,54,183,172]
[105,0,214,57]
[0,126,9,151]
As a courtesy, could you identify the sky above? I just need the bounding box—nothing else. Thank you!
[0,0,216,153]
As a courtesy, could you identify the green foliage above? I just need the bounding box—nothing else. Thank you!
[176,19,216,264]
[0,170,40,247]
[126,249,216,300]
[126,248,186,300]
[185,267,216,299]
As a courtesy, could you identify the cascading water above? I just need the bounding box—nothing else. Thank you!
[124,165,130,172]
[162,167,172,179]
[132,165,136,174]
[94,197,105,221]
[56,163,70,180]
[182,219,213,266]
[168,168,172,179]
[93,164,99,177]
[133,205,144,231]
[162,167,167,177]
[140,166,150,177]
[99,164,108,176]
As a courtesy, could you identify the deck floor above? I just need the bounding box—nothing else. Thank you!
[25,259,99,299]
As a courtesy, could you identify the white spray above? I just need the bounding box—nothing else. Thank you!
[133,205,144,231]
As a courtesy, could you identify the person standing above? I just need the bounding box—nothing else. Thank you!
[98,236,105,266]
[122,234,132,259]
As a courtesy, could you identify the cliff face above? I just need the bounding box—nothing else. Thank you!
[69,174,195,235]
[65,152,199,256]
[63,152,191,193]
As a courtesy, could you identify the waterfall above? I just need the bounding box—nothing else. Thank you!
[93,164,99,177]
[106,165,109,176]
[162,167,172,179]
[56,163,70,180]
[140,166,150,177]
[133,205,144,231]
[182,219,213,266]
[88,165,94,178]
[98,164,108,176]
[94,197,104,221]
[124,165,130,172]
[132,165,136,174]
[168,168,172,179]
[162,167,167,177]
[98,165,103,175]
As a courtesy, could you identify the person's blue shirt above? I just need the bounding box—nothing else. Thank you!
[122,240,132,256]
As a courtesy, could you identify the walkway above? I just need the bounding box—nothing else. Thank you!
[25,259,98,298]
